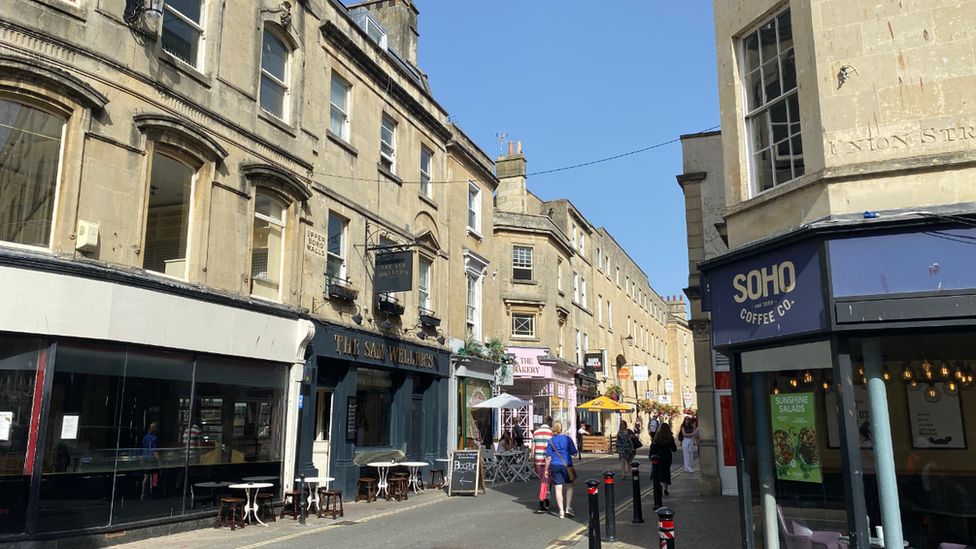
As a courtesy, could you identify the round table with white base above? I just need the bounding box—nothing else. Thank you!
[295,476,335,511]
[228,482,273,526]
[366,462,396,500]
[397,462,428,494]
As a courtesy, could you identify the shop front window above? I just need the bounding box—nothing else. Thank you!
[459,379,491,450]
[738,341,847,548]
[850,332,976,549]
[355,368,393,447]
[0,337,47,535]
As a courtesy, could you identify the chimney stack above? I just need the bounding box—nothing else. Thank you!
[495,141,528,214]
[352,0,420,67]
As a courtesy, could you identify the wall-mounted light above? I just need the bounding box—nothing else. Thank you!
[123,0,164,25]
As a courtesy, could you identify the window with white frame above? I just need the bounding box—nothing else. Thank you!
[466,274,478,334]
[557,258,563,292]
[260,26,290,121]
[250,190,287,300]
[627,316,631,337]
[326,211,347,285]
[598,295,603,324]
[418,256,432,312]
[581,277,587,307]
[512,313,535,337]
[575,329,582,365]
[419,146,433,198]
[583,333,589,365]
[558,322,564,358]
[162,0,206,68]
[467,182,481,233]
[143,150,196,279]
[329,74,351,141]
[743,8,802,194]
[380,114,397,173]
[616,267,620,286]
[605,255,610,275]
[608,301,613,330]
[464,252,487,341]
[572,271,579,303]
[579,232,585,257]
[572,224,577,249]
[512,245,533,281]
[596,248,602,271]
[0,98,65,248]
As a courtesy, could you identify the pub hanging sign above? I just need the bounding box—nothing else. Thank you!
[374,251,413,293]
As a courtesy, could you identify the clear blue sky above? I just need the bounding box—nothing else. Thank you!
[416,1,720,300]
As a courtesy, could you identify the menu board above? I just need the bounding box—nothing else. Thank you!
[448,449,483,496]
[770,393,822,483]
[907,388,965,449]
[60,414,80,440]
[345,397,358,443]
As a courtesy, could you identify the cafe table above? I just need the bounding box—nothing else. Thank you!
[191,481,233,508]
[366,461,397,500]
[397,462,428,494]
[228,482,273,526]
[295,476,335,511]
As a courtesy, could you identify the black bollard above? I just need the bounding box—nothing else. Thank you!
[651,454,663,510]
[630,461,644,524]
[299,473,307,525]
[657,506,675,548]
[603,471,617,542]
[586,479,602,549]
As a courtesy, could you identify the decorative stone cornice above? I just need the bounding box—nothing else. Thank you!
[0,53,108,110]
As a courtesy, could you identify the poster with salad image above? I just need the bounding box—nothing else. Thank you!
[770,392,822,484]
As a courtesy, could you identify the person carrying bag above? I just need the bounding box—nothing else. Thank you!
[544,421,578,518]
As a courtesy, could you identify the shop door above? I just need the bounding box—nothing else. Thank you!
[716,393,739,495]
[408,396,423,458]
[312,389,333,477]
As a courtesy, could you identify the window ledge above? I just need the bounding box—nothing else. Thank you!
[513,279,537,285]
[377,163,403,185]
[418,193,438,210]
[30,0,86,21]
[159,53,212,88]
[511,335,539,342]
[327,130,358,157]
[466,227,483,241]
[258,111,297,137]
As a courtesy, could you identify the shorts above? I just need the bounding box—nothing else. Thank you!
[550,465,573,485]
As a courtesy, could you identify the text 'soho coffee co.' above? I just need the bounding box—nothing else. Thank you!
[708,240,827,347]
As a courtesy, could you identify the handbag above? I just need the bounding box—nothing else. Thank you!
[549,436,577,482]
[631,433,643,450]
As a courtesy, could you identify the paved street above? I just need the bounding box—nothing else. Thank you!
[110,452,738,549]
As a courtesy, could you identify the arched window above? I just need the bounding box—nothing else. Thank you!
[250,189,287,300]
[260,26,290,121]
[0,98,65,248]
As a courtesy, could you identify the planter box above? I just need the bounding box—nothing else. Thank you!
[327,282,358,301]
[378,297,404,316]
[419,312,441,327]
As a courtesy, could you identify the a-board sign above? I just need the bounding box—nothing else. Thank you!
[448,449,484,496]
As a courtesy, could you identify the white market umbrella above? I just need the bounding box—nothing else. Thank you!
[473,392,531,409]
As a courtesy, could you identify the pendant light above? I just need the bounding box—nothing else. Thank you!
[901,363,915,383]
[939,361,951,380]
[945,380,959,397]
[909,379,920,391]
[821,377,832,392]
[924,383,941,403]
[788,376,799,390]
[771,380,781,396]
[953,362,965,381]
[802,370,814,385]
[922,359,935,381]
[882,366,893,384]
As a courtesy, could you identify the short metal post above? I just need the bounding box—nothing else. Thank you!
[657,506,675,548]
[630,461,644,524]
[586,479,602,549]
[603,471,617,542]
[299,473,307,525]
[651,454,663,510]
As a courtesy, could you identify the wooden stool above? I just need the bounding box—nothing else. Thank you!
[279,490,301,520]
[317,488,344,519]
[355,478,377,503]
[389,473,409,501]
[256,492,276,523]
[214,497,245,530]
[429,468,445,488]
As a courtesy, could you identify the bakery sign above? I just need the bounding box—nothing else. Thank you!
[706,239,826,347]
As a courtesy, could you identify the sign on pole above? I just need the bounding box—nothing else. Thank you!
[374,251,413,293]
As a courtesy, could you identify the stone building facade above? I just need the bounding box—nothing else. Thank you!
[698,0,976,546]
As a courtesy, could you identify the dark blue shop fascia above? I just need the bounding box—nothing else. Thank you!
[296,322,450,497]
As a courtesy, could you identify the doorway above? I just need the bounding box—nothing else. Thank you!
[313,389,333,477]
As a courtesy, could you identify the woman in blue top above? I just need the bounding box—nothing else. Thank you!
[544,421,578,518]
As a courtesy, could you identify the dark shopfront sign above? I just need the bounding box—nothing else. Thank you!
[321,326,449,376]
[706,239,826,347]
[374,251,413,293]
[583,352,603,376]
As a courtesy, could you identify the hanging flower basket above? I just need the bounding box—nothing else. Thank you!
[604,384,623,401]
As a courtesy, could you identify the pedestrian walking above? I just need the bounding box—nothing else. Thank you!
[576,422,588,458]
[532,416,553,514]
[679,416,699,473]
[544,421,578,519]
[649,415,660,440]
[649,424,677,495]
[616,420,637,474]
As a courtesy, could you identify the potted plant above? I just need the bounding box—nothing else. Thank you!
[604,384,623,401]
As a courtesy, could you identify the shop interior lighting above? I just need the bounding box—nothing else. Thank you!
[953,363,965,381]
[924,383,941,403]
[821,378,831,392]
[909,378,921,391]
[882,366,893,384]
[788,376,799,390]
[945,380,959,397]
[901,363,915,382]
[939,361,951,380]
[802,370,814,385]
[771,380,781,396]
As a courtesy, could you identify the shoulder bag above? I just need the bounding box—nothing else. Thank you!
[549,435,577,482]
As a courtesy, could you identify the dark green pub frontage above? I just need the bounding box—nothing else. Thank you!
[700,216,976,549]
[295,322,450,497]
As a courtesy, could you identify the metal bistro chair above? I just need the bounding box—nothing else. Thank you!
[511,447,532,482]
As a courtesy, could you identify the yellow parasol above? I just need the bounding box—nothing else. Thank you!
[577,395,632,412]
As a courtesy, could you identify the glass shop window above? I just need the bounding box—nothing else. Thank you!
[0,337,48,535]
[355,368,393,447]
[738,341,847,548]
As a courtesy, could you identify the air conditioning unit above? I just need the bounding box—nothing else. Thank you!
[76,219,99,252]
